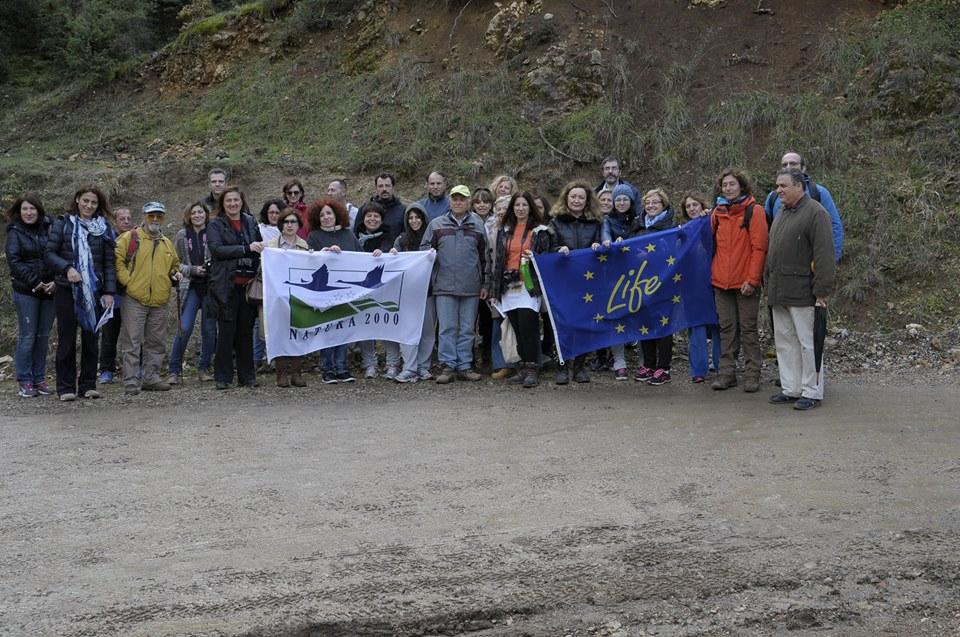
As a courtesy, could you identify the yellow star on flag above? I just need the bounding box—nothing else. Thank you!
[660,316,670,326]
[615,323,625,333]
[584,270,595,280]
[593,313,604,323]
[646,243,656,253]
[583,292,593,303]
[672,273,682,283]
[666,256,676,265]
[672,295,681,304]
[639,326,649,335]
[597,254,608,263]
[620,245,631,253]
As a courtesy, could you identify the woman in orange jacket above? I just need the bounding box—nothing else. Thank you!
[709,169,768,393]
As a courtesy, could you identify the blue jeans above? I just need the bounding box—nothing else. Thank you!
[13,291,55,384]
[168,287,217,374]
[435,295,480,371]
[321,344,348,375]
[688,324,721,377]
[253,317,266,363]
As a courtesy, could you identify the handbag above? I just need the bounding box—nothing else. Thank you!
[245,269,264,304]
[499,316,521,365]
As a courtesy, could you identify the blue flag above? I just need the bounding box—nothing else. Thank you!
[532,215,718,362]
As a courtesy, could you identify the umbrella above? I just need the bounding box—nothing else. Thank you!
[813,304,828,383]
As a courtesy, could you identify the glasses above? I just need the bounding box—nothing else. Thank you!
[287,190,301,196]
[282,219,299,225]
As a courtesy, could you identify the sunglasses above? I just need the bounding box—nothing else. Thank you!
[282,218,299,225]
[287,190,301,196]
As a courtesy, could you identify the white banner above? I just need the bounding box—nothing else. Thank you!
[262,248,435,360]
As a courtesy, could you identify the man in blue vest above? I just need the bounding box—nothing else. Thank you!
[763,152,844,262]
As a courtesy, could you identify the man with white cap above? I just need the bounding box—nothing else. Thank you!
[114,202,182,395]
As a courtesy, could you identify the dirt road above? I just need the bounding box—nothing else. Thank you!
[2,372,959,637]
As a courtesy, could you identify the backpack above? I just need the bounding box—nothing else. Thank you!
[763,176,821,226]
[123,229,140,268]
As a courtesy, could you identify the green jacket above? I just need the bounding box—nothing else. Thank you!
[764,196,836,306]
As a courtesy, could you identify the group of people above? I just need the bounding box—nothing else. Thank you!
[5,152,841,409]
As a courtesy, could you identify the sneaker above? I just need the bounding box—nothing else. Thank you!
[335,371,355,383]
[793,397,822,411]
[215,382,230,390]
[646,368,671,386]
[17,382,37,398]
[59,392,77,402]
[555,368,570,385]
[394,370,418,384]
[418,369,434,381]
[364,366,378,379]
[165,373,182,386]
[322,372,339,384]
[98,371,114,384]
[142,382,171,392]
[691,375,705,384]
[34,381,52,395]
[83,389,101,399]
[124,385,141,396]
[384,366,399,380]
[436,367,456,384]
[457,369,482,381]
[634,366,654,382]
[768,392,799,404]
[491,368,513,380]
[198,369,214,382]
[614,368,628,381]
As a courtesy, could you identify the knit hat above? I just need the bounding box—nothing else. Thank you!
[611,184,635,204]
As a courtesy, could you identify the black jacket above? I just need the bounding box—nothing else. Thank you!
[547,213,601,252]
[5,217,54,296]
[629,208,675,237]
[44,215,117,294]
[487,223,550,301]
[206,212,262,307]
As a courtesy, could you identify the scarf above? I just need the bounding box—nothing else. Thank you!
[71,215,107,332]
[715,194,748,207]
[186,227,206,266]
[644,209,671,229]
[358,229,384,252]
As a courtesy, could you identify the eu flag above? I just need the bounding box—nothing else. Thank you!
[532,215,718,363]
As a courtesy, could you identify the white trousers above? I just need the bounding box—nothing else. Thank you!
[772,305,824,400]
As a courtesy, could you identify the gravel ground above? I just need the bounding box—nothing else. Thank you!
[1,331,959,637]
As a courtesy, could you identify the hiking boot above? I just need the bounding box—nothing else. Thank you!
[436,367,456,384]
[768,392,799,405]
[522,365,539,388]
[394,370,418,384]
[141,382,171,392]
[83,389,102,399]
[98,371,114,384]
[364,366,378,379]
[384,366,399,380]
[124,385,141,396]
[335,371,355,383]
[507,370,526,384]
[35,381,52,395]
[215,382,230,390]
[490,368,513,380]
[555,367,570,385]
[457,369,482,381]
[289,362,307,387]
[634,366,654,382]
[793,397,822,411]
[614,368,628,381]
[59,392,77,402]
[322,371,339,385]
[646,368,671,386]
[17,383,37,398]
[574,368,591,383]
[198,369,214,382]
[711,376,737,390]
[165,373,182,386]
[743,378,760,393]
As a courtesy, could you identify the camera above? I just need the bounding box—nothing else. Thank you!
[234,257,257,278]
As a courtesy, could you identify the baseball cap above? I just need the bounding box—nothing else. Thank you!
[449,184,471,198]
[142,201,166,215]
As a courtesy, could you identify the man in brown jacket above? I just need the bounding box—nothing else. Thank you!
[764,169,837,410]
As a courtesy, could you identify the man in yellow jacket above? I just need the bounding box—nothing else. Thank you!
[115,202,182,395]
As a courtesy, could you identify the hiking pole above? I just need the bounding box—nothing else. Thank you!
[173,275,183,338]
